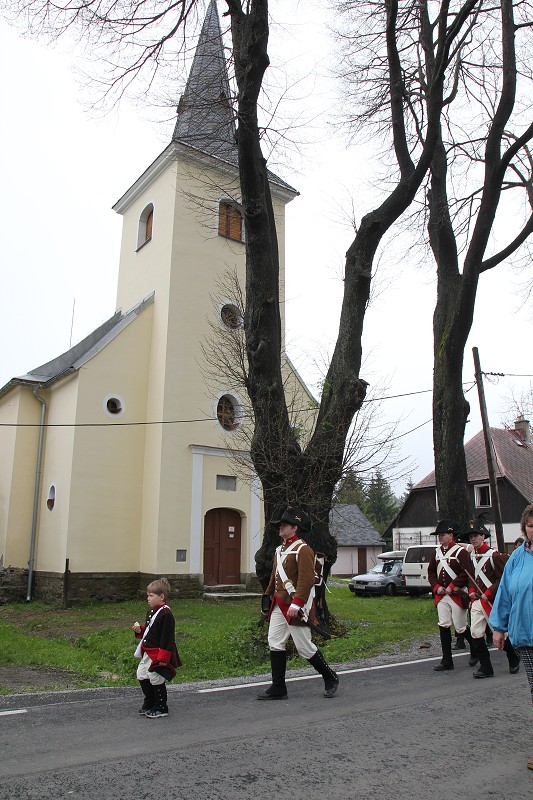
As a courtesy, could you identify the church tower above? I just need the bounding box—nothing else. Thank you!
[111,0,297,591]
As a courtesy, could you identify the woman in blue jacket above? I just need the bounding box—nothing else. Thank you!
[490,503,533,770]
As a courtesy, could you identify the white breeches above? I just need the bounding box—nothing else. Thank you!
[470,599,490,638]
[136,653,165,685]
[268,604,317,660]
[436,594,468,633]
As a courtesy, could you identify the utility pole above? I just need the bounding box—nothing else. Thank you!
[472,347,505,552]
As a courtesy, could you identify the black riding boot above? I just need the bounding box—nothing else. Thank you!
[434,626,454,671]
[257,650,288,700]
[472,637,494,678]
[504,638,520,674]
[308,649,339,698]
[452,631,466,650]
[462,626,478,666]
[139,679,156,713]
[485,623,493,645]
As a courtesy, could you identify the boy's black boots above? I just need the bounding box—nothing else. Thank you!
[153,682,168,712]
[308,649,339,698]
[434,626,454,670]
[139,679,156,714]
[257,650,288,700]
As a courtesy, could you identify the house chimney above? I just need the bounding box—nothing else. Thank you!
[514,415,532,444]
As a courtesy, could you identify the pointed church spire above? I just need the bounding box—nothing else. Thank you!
[172,0,237,164]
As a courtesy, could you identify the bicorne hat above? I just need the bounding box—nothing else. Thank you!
[272,507,311,532]
[461,516,491,541]
[430,519,461,536]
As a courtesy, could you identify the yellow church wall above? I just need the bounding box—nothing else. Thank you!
[32,376,77,573]
[0,387,41,568]
[62,306,153,573]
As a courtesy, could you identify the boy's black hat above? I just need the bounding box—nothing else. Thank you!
[272,507,311,531]
[430,519,460,536]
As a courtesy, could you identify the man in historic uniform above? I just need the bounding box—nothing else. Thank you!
[461,519,520,678]
[257,507,339,700]
[428,519,474,671]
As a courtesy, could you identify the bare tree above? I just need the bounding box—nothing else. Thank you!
[335,0,533,525]
[4,0,488,612]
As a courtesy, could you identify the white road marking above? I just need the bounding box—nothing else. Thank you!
[0,709,28,716]
[196,652,467,693]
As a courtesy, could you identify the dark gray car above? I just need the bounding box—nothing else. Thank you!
[348,559,406,596]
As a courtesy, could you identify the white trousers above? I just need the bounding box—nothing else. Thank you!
[470,599,490,638]
[436,594,468,633]
[268,604,317,660]
[136,652,165,685]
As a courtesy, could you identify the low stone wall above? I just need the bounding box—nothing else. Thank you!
[0,567,28,604]
[8,570,260,606]
[32,571,203,605]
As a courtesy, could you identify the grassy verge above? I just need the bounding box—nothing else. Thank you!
[0,588,436,693]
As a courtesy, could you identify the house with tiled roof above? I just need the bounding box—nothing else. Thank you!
[0,1,309,603]
[385,417,533,553]
[329,504,384,576]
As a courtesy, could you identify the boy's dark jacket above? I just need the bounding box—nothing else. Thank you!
[135,604,181,680]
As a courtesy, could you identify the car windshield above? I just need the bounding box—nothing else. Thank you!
[382,562,395,574]
[368,564,384,574]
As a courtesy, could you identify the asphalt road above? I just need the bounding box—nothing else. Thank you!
[0,648,531,800]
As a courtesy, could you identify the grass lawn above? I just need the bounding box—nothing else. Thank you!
[0,587,436,693]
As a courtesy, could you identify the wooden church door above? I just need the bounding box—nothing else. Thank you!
[203,508,242,585]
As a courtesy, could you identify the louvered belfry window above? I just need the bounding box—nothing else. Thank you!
[218,201,242,242]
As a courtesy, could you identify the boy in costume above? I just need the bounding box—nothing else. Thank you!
[133,577,180,718]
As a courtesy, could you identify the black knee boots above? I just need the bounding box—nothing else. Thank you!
[153,682,168,712]
[257,650,288,700]
[434,626,454,670]
[472,637,494,678]
[504,638,521,674]
[462,626,479,666]
[139,679,156,714]
[308,649,339,698]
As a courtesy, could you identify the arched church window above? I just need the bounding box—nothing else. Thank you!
[218,201,243,242]
[47,485,56,511]
[137,203,154,250]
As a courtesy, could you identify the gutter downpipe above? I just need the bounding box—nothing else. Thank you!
[27,385,47,602]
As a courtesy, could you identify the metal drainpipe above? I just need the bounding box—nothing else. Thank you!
[26,385,47,602]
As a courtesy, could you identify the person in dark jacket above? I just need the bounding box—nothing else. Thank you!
[133,577,179,718]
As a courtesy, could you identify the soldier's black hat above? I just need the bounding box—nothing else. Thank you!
[430,519,461,536]
[272,507,311,532]
[459,516,491,541]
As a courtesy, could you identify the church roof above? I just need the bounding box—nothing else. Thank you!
[171,0,296,195]
[0,294,154,396]
[172,0,236,163]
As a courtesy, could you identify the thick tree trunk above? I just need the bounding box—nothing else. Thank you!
[226,0,480,600]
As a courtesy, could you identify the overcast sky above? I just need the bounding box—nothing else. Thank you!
[1,3,532,493]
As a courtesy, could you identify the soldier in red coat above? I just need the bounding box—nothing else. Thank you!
[428,519,474,671]
[461,519,520,678]
[257,507,339,701]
